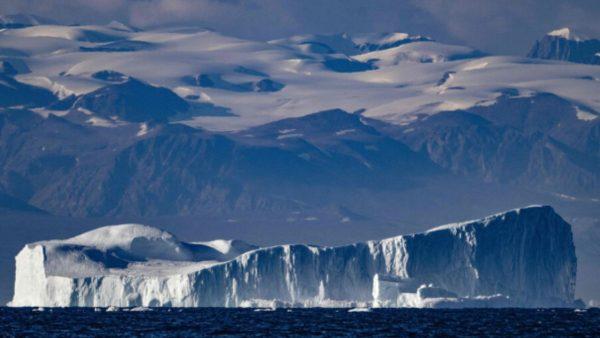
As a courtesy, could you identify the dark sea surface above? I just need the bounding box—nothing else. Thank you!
[0,307,599,337]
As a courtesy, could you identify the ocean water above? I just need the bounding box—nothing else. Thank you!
[0,307,599,336]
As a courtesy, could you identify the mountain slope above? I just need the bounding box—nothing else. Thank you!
[71,78,189,122]
[0,108,446,217]
[0,74,56,108]
[383,93,600,198]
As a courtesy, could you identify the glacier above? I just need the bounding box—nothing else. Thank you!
[9,205,577,308]
[2,23,600,131]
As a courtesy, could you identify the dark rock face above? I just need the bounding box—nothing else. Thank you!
[238,109,440,186]
[0,94,597,217]
[253,79,285,92]
[0,61,17,76]
[182,74,285,93]
[73,78,189,122]
[387,93,600,198]
[322,57,377,72]
[47,95,77,111]
[0,108,441,217]
[91,70,128,82]
[0,75,56,108]
[528,35,600,65]
[0,59,30,75]
[243,109,379,140]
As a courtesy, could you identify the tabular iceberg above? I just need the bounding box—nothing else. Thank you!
[9,205,577,308]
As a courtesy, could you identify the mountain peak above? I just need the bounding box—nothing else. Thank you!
[528,27,600,64]
[269,109,370,133]
[72,77,189,123]
[546,27,585,41]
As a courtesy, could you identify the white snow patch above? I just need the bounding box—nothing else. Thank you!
[355,41,478,66]
[555,193,578,201]
[547,28,583,41]
[87,117,118,127]
[575,106,597,121]
[30,108,69,118]
[77,108,94,116]
[137,123,149,136]
[436,100,474,111]
[130,307,152,312]
[277,133,303,140]
[335,128,356,136]
[15,75,75,99]
[462,61,488,71]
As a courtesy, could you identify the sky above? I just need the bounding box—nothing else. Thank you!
[1,0,599,55]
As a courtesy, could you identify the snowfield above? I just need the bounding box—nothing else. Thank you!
[10,206,578,308]
[1,23,599,131]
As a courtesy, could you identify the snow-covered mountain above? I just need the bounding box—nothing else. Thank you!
[1,23,599,130]
[10,206,578,308]
[528,28,600,65]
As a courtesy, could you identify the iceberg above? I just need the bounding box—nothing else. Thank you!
[9,205,577,308]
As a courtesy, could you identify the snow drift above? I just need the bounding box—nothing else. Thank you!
[10,205,577,308]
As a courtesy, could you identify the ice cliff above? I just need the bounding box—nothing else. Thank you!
[10,205,577,308]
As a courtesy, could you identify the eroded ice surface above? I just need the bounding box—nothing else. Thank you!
[10,206,577,308]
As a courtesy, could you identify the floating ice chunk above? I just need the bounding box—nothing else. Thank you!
[130,307,152,312]
[10,206,577,308]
